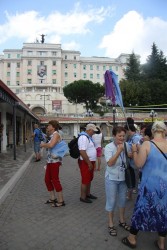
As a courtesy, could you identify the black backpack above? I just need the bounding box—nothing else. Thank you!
[68,134,89,159]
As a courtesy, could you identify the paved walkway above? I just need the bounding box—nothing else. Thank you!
[0,148,166,250]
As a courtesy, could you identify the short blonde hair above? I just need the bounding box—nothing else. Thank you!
[152,121,167,133]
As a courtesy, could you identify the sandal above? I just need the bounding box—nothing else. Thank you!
[52,201,65,207]
[122,237,136,249]
[108,226,117,236]
[154,240,165,250]
[45,199,57,204]
[119,221,130,231]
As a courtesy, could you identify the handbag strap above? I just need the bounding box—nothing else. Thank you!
[151,141,167,160]
[124,142,130,169]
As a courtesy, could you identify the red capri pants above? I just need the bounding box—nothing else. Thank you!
[45,162,62,192]
[78,159,95,185]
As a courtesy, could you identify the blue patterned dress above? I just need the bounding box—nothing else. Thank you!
[131,142,167,232]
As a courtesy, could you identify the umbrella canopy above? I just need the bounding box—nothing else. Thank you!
[104,70,116,105]
[104,70,124,110]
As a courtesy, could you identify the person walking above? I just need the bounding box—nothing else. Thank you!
[92,126,103,171]
[104,126,130,237]
[78,123,98,203]
[40,120,65,208]
[32,123,41,162]
[125,124,142,200]
[122,121,167,250]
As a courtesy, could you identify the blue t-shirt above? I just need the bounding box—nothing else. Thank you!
[34,128,41,142]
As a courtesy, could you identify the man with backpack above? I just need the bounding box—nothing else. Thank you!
[32,123,42,162]
[78,123,98,203]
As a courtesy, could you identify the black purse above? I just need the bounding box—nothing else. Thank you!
[124,143,136,189]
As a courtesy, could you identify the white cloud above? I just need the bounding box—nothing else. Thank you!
[0,4,111,47]
[62,41,80,51]
[99,11,167,63]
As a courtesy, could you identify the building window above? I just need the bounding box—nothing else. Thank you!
[74,64,77,69]
[65,64,68,69]
[7,63,10,68]
[38,51,46,56]
[27,51,33,56]
[17,63,20,68]
[96,65,99,70]
[109,66,112,70]
[40,61,44,66]
[65,81,68,86]
[27,69,32,75]
[16,72,20,77]
[90,65,93,70]
[52,61,56,66]
[74,73,77,78]
[7,54,11,58]
[97,74,100,79]
[74,56,76,60]
[103,65,106,71]
[7,72,10,77]
[16,81,20,85]
[83,73,87,79]
[7,81,10,86]
[28,60,32,66]
[90,73,93,79]
[27,79,32,84]
[52,70,56,75]
[52,51,57,56]
[65,55,67,59]
[65,72,68,77]
[17,54,20,58]
[83,65,86,70]
[115,66,118,71]
[52,79,56,84]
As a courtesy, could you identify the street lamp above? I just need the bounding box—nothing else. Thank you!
[86,108,93,117]
[113,106,116,125]
[149,109,157,123]
[40,89,50,114]
[150,110,157,123]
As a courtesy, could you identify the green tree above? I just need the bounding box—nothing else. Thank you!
[142,43,167,80]
[124,52,141,82]
[63,80,105,111]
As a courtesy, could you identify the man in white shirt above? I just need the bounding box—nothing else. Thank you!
[78,124,98,203]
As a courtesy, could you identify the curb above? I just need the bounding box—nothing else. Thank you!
[0,153,33,205]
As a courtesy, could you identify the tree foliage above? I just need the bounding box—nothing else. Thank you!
[124,52,141,82]
[63,80,105,110]
[120,43,167,106]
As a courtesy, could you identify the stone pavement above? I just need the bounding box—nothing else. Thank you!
[0,148,166,250]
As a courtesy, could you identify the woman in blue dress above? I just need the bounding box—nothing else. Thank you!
[122,121,167,250]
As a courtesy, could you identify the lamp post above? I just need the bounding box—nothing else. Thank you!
[149,110,157,123]
[40,89,50,114]
[86,108,93,117]
[113,106,116,125]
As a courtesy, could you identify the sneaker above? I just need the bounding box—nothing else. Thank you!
[80,197,92,203]
[87,194,97,199]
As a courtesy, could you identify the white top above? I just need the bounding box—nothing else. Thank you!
[78,135,97,161]
[92,133,102,148]
[104,142,129,181]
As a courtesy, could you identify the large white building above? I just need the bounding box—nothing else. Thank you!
[0,42,129,115]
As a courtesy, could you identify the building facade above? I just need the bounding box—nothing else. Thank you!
[0,42,129,115]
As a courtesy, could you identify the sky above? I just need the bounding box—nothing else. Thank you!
[0,0,167,63]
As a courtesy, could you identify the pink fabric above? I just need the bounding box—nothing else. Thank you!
[96,147,102,157]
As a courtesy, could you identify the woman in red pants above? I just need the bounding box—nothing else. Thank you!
[40,120,65,207]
